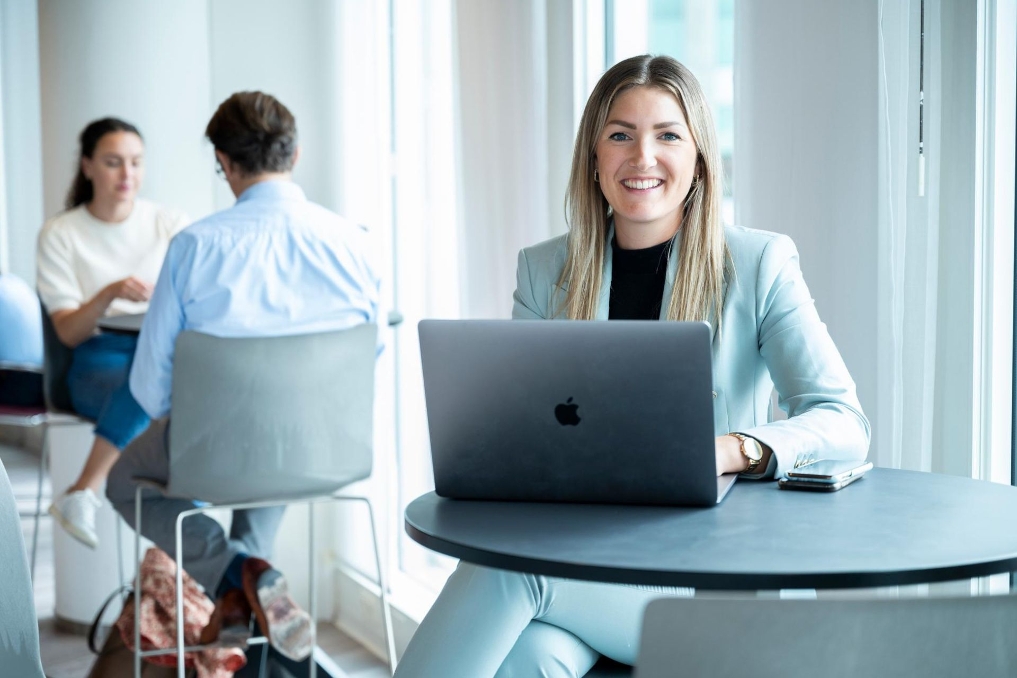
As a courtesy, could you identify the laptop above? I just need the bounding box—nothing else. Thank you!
[417,319,736,507]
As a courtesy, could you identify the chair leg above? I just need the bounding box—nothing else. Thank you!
[117,514,126,589]
[362,498,397,675]
[175,514,187,678]
[30,424,49,582]
[309,501,317,678]
[135,485,144,678]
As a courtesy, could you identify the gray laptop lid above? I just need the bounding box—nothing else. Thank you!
[418,320,729,507]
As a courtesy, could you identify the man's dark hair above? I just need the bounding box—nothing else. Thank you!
[205,91,297,175]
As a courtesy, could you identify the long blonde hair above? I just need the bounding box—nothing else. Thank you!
[558,55,728,326]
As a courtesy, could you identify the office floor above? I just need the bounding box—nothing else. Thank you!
[1,438,390,678]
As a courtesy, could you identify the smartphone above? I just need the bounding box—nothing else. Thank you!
[785,459,873,484]
[778,474,865,492]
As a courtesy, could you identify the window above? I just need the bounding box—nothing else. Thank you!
[382,0,741,610]
[607,0,736,223]
[388,0,460,601]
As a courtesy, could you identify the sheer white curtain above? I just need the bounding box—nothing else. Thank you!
[878,0,1014,482]
[0,54,8,274]
[877,0,942,473]
[454,0,556,319]
[0,0,44,282]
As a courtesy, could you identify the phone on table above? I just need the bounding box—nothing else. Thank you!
[777,459,873,492]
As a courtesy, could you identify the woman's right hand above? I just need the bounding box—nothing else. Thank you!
[102,276,153,304]
[50,276,154,347]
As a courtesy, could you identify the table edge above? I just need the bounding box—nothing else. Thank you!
[404,488,1017,590]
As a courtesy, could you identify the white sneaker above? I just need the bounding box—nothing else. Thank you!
[49,488,101,549]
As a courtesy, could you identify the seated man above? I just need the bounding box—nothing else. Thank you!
[106,91,382,661]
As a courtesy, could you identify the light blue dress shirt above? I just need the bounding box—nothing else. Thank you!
[129,180,382,419]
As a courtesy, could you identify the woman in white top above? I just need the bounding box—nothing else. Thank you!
[37,117,189,549]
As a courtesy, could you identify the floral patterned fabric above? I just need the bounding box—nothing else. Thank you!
[115,548,246,678]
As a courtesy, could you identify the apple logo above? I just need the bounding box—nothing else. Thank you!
[554,397,581,426]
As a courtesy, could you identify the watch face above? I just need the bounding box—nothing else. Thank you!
[743,436,763,462]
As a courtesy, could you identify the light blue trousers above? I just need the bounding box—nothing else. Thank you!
[394,562,692,678]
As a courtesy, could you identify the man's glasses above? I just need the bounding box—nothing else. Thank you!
[215,161,226,180]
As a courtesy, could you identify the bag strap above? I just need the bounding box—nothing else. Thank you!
[88,585,133,655]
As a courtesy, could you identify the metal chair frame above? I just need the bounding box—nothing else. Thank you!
[0,401,88,580]
[132,486,397,678]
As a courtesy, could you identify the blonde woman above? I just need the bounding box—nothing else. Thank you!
[394,55,869,677]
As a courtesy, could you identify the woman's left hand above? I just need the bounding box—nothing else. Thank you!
[714,435,748,475]
[715,435,774,476]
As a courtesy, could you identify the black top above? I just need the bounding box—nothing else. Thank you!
[608,237,671,320]
[405,469,1017,589]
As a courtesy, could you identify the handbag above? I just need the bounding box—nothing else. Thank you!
[86,586,194,678]
[85,548,246,678]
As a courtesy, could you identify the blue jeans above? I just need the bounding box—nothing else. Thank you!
[394,562,692,678]
[67,333,150,450]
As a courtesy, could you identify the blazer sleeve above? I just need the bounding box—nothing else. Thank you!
[512,247,546,320]
[738,235,871,477]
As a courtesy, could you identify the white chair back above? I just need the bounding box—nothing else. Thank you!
[0,458,46,677]
[636,595,1017,678]
[168,325,377,504]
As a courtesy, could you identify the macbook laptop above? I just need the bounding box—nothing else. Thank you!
[417,319,736,507]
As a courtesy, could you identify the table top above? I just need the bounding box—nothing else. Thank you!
[96,313,145,335]
[405,468,1017,590]
[95,311,405,335]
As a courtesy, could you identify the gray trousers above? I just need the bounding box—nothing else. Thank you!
[106,419,286,594]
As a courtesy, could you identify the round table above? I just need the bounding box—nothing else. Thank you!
[95,310,405,336]
[405,468,1017,589]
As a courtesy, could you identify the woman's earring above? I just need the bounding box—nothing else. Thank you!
[593,169,600,183]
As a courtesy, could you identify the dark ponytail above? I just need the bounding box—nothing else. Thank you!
[65,117,143,210]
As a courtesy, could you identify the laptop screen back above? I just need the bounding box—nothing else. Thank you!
[418,319,720,506]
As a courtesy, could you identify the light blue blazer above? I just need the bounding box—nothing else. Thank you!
[511,224,871,478]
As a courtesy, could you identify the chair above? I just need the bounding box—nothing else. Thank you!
[0,297,89,580]
[133,324,396,677]
[39,297,79,414]
[634,595,1017,677]
[0,456,46,677]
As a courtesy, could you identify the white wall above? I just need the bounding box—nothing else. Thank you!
[38,0,215,229]
[0,0,44,282]
[207,0,341,214]
[455,0,552,318]
[735,1,880,439]
[932,0,977,476]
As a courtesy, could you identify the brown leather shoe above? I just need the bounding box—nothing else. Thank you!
[242,557,313,662]
[199,587,253,646]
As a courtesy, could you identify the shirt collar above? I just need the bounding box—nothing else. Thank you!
[236,179,306,204]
